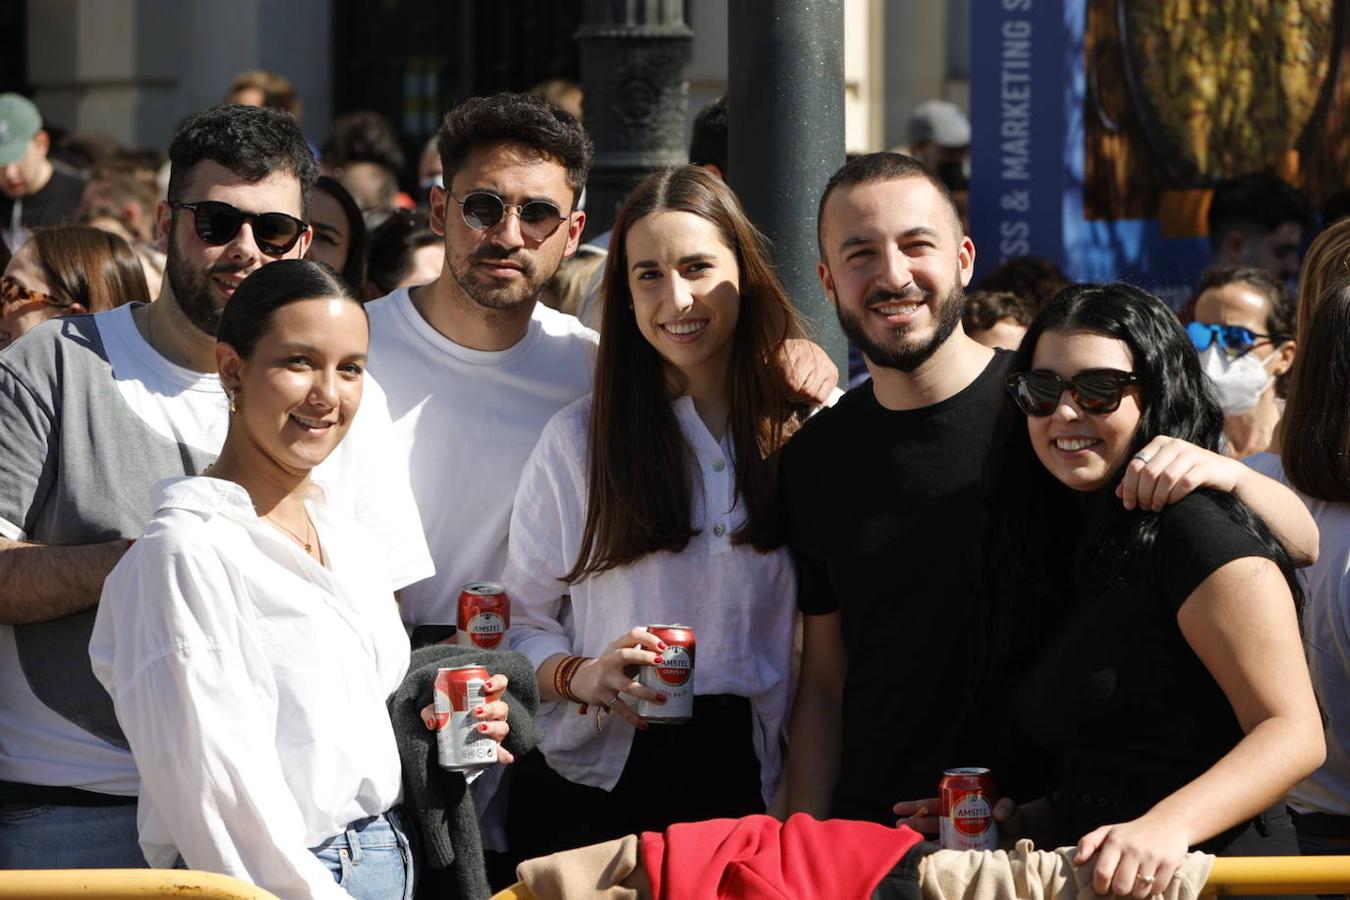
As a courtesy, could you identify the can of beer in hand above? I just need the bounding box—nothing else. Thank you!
[637,624,695,723]
[939,767,998,850]
[433,665,498,771]
[456,582,509,649]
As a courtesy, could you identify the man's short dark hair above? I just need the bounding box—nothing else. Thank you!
[816,151,960,258]
[689,95,728,176]
[320,110,406,173]
[1207,172,1314,248]
[166,104,317,210]
[1192,265,1296,339]
[975,255,1070,308]
[436,92,593,204]
[962,290,1036,333]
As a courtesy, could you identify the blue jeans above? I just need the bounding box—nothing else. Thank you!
[310,809,416,900]
[0,800,147,868]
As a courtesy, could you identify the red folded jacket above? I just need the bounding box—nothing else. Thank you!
[640,813,924,899]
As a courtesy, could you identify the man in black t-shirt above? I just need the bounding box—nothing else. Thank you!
[782,152,1024,824]
[0,94,87,255]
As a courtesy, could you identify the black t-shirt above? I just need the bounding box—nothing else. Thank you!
[1017,490,1275,849]
[1,166,87,252]
[779,352,1023,823]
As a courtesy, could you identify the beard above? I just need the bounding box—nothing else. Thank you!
[836,282,965,373]
[447,244,551,313]
[165,230,244,337]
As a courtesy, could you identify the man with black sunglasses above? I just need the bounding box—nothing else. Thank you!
[0,104,432,868]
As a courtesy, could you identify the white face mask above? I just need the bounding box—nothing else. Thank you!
[1198,344,1275,415]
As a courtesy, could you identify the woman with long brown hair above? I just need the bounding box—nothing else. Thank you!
[1,225,147,350]
[503,165,806,859]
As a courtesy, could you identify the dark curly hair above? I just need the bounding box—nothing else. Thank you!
[166,104,317,213]
[436,93,593,204]
[997,282,1298,604]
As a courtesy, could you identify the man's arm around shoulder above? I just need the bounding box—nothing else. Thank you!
[0,536,132,624]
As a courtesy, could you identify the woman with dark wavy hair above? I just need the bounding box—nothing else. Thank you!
[503,165,806,857]
[982,283,1322,896]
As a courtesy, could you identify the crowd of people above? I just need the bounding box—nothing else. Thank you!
[0,69,1347,900]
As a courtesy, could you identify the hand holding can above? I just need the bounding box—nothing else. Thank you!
[938,768,999,850]
[636,624,695,724]
[568,627,668,730]
[433,666,500,771]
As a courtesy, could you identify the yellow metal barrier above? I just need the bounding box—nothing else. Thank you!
[0,869,279,899]
[490,857,1350,899]
[1204,856,1350,895]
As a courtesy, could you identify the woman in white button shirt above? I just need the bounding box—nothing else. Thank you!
[503,166,805,858]
[90,259,507,900]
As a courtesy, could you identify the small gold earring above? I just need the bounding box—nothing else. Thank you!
[228,390,237,414]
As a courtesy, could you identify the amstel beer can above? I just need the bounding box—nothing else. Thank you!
[939,767,998,850]
[433,665,498,771]
[456,582,509,649]
[637,624,695,723]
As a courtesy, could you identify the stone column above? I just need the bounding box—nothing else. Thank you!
[728,0,847,373]
[575,0,692,238]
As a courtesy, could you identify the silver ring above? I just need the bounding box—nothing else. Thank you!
[1133,451,1153,465]
[1136,874,1155,886]
[593,704,611,734]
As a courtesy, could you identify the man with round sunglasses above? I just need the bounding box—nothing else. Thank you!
[0,103,432,869]
[361,92,597,884]
[1186,267,1297,458]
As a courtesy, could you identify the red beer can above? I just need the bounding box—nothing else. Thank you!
[456,581,509,649]
[433,665,498,771]
[637,624,695,724]
[939,767,998,850]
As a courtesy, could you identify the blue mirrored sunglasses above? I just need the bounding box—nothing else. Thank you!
[1186,321,1279,358]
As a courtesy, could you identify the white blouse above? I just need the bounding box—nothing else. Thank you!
[90,477,410,900]
[503,395,797,802]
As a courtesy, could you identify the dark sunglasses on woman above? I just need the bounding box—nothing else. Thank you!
[448,190,568,242]
[169,200,309,257]
[1007,368,1140,417]
[1186,321,1279,358]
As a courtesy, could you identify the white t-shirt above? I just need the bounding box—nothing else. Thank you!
[1246,452,1350,816]
[0,304,431,795]
[503,395,797,803]
[365,288,598,626]
[91,476,408,900]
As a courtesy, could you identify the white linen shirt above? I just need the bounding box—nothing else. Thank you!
[503,395,797,803]
[89,477,410,900]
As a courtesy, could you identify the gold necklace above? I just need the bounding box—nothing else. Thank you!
[263,513,313,554]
